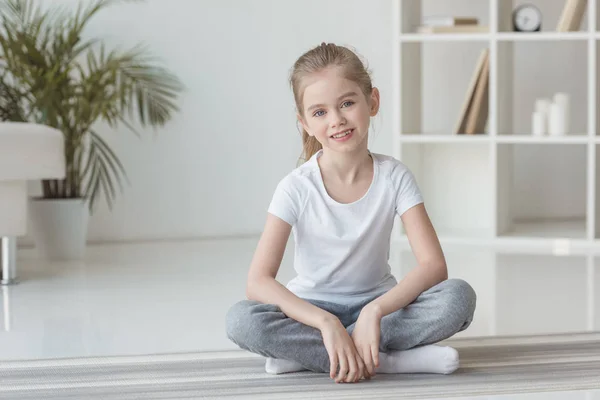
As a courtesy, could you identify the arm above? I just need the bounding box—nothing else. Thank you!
[366,203,448,318]
[246,213,338,331]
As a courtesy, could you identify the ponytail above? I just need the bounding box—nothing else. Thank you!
[299,129,322,164]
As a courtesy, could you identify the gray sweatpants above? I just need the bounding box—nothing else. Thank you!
[225,278,476,373]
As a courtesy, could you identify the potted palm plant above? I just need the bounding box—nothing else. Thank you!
[0,0,184,259]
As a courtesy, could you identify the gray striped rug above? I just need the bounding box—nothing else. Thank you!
[2,332,600,399]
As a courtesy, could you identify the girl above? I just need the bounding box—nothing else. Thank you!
[226,43,476,384]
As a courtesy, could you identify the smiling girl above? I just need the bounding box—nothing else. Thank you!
[226,43,476,384]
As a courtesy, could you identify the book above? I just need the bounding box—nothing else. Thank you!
[422,16,479,26]
[557,0,587,31]
[465,53,490,135]
[454,49,489,134]
[416,25,489,34]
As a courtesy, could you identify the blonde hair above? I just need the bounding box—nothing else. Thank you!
[289,43,373,163]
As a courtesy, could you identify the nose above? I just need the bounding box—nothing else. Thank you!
[330,110,346,128]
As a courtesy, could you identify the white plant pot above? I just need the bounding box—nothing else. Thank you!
[29,198,90,260]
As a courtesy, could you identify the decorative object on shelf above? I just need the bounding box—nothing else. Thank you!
[512,4,542,32]
[417,15,487,33]
[557,0,587,31]
[532,111,546,136]
[532,93,570,136]
[422,16,479,26]
[532,98,551,136]
[417,25,489,34]
[455,49,489,135]
[548,93,570,136]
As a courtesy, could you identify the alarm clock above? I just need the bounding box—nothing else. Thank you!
[512,4,542,32]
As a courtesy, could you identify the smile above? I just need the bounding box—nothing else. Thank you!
[330,129,354,140]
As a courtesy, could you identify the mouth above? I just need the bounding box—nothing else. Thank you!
[330,129,354,141]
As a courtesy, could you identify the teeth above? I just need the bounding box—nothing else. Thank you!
[332,129,352,139]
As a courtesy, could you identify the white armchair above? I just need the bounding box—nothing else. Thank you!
[0,122,65,284]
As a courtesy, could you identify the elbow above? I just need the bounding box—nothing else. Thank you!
[437,262,449,282]
[245,276,266,301]
[422,261,448,285]
[245,280,256,301]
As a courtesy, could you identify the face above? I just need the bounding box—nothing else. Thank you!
[298,67,379,155]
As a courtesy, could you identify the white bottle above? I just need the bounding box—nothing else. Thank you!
[553,92,570,135]
[532,111,546,136]
[533,98,551,136]
[548,101,566,136]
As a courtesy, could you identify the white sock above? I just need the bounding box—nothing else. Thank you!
[265,345,459,375]
[265,357,307,374]
[377,345,459,375]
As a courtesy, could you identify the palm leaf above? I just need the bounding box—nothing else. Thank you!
[83,130,129,212]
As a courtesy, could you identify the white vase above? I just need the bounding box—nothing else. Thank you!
[29,198,89,260]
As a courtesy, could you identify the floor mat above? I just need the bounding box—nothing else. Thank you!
[2,332,600,399]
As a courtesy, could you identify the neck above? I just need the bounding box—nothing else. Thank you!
[318,146,372,184]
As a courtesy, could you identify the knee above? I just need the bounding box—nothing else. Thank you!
[225,300,253,345]
[438,278,477,324]
[225,300,274,348]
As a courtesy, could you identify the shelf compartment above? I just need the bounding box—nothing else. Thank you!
[400,41,490,136]
[399,0,490,35]
[498,0,590,33]
[399,142,493,239]
[497,143,588,239]
[495,254,588,335]
[496,40,589,136]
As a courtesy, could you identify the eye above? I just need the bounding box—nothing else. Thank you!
[341,100,355,108]
[313,110,325,117]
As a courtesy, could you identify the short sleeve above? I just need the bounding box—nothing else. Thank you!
[391,163,424,217]
[267,174,303,226]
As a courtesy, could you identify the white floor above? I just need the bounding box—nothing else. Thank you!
[1,237,600,359]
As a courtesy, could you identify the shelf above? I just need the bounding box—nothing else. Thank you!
[394,0,599,246]
[400,142,492,239]
[500,218,587,239]
[398,135,589,144]
[399,33,490,42]
[497,32,591,41]
[497,0,590,35]
[399,32,594,43]
[400,41,490,135]
[399,134,490,143]
[496,135,589,144]
[497,40,589,137]
[496,143,588,240]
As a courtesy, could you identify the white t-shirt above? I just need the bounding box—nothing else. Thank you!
[267,149,424,305]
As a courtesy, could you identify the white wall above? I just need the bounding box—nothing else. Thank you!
[26,0,394,243]
[24,0,586,244]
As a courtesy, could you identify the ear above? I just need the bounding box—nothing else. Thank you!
[369,87,380,117]
[297,113,313,136]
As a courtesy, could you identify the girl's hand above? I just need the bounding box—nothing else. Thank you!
[351,303,383,377]
[320,317,369,383]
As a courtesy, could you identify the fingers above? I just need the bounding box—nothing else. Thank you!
[371,345,379,369]
[336,354,349,384]
[363,348,375,377]
[346,354,359,383]
[357,356,368,382]
[329,353,338,380]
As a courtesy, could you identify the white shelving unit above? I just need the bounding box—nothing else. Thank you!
[392,0,600,251]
